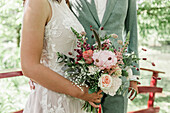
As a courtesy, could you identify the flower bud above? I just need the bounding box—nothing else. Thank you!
[101,27,104,30]
[117,40,123,45]
[68,52,72,55]
[136,68,139,71]
[152,62,156,66]
[111,34,118,39]
[142,58,147,60]
[142,48,147,51]
[80,31,86,36]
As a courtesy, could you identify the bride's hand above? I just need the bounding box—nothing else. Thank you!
[78,87,103,108]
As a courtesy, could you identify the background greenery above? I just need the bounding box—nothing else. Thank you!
[0,0,170,113]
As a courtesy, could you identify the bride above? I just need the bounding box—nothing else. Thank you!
[21,0,103,112]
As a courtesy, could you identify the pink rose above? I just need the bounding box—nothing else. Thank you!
[98,74,112,89]
[92,50,117,70]
[83,50,93,64]
[98,74,122,96]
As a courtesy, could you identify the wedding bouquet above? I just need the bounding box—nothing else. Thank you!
[57,27,140,112]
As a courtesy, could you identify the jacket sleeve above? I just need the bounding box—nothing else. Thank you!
[125,0,140,76]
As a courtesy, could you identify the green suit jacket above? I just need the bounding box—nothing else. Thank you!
[70,0,140,112]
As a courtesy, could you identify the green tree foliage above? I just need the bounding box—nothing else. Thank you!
[137,0,170,39]
[0,0,23,69]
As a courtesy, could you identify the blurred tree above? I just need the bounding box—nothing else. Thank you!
[137,0,170,39]
[0,0,23,69]
[0,0,170,69]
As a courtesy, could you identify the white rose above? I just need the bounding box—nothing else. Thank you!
[98,74,112,89]
[99,75,122,96]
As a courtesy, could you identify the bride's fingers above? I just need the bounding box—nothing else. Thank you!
[94,98,101,103]
[97,90,102,95]
[99,94,103,98]
[88,101,100,108]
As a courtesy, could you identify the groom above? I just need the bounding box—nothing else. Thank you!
[70,0,140,113]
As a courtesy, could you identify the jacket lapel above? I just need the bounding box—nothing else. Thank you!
[85,0,100,25]
[101,0,119,27]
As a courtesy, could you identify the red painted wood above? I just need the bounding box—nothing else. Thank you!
[0,71,23,79]
[98,104,101,113]
[138,86,162,93]
[140,68,165,74]
[13,109,23,113]
[128,107,160,113]
[148,72,158,108]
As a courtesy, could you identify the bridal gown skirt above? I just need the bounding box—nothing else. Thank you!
[23,83,87,113]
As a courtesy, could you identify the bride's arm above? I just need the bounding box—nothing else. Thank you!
[21,0,102,105]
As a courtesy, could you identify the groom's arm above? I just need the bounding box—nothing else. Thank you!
[125,0,140,81]
[125,0,140,100]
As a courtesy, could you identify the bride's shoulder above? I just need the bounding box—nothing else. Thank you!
[23,0,51,24]
[24,0,50,9]
[24,0,51,15]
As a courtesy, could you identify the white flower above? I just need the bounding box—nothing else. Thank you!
[88,66,100,75]
[99,75,122,96]
[125,66,133,79]
[115,67,122,76]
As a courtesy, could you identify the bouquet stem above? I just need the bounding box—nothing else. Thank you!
[82,101,99,113]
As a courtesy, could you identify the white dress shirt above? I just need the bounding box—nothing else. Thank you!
[94,0,107,23]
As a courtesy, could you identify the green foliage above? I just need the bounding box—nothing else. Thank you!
[137,0,170,39]
[0,76,29,113]
[0,0,23,70]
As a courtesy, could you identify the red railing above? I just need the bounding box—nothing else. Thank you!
[128,68,165,113]
[0,68,165,113]
[0,71,23,113]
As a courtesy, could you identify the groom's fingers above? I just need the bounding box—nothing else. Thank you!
[128,88,138,101]
[128,88,135,99]
[88,101,100,108]
[29,80,35,90]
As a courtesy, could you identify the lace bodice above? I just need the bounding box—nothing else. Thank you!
[40,0,84,75]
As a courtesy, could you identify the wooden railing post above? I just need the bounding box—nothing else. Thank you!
[128,68,165,113]
[148,72,158,108]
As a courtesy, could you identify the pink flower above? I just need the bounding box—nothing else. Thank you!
[115,51,124,65]
[83,50,93,64]
[80,31,86,36]
[92,50,117,69]
[117,40,123,45]
[104,39,110,44]
[98,74,112,89]
[98,74,122,96]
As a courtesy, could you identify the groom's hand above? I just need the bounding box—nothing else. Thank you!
[29,79,35,90]
[128,81,138,101]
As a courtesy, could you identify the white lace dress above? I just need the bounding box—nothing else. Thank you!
[23,0,87,113]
